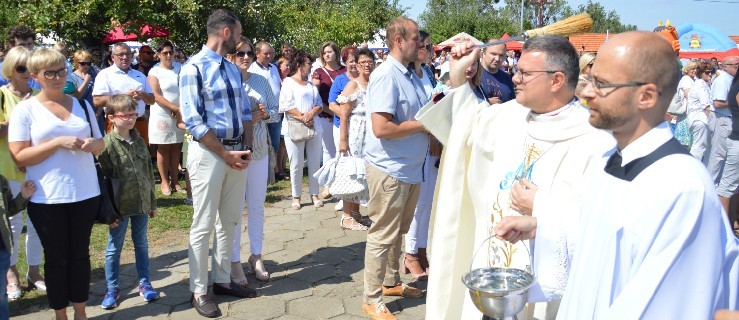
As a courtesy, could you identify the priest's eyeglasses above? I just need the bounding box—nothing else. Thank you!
[513,69,561,84]
[585,75,652,96]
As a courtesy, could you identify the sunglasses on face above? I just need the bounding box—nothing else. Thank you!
[78,62,92,66]
[236,51,255,58]
[15,65,27,73]
[175,55,184,59]
[160,51,174,56]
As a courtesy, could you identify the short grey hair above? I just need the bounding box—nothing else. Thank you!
[522,35,579,91]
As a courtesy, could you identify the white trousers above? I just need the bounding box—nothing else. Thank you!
[315,117,336,165]
[285,134,322,197]
[8,180,43,266]
[232,155,268,261]
[689,120,710,162]
[187,142,248,293]
[405,154,439,254]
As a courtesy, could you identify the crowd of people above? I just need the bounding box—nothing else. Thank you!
[0,8,737,320]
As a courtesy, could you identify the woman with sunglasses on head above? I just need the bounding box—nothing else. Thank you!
[0,46,46,302]
[69,50,101,133]
[147,40,185,196]
[335,48,375,231]
[8,48,106,320]
[225,38,279,285]
[686,61,715,161]
[281,50,324,210]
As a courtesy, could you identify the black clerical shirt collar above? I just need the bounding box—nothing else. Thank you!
[604,123,689,181]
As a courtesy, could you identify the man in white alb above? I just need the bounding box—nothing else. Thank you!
[416,35,614,319]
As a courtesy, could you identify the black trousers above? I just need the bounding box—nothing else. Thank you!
[27,196,98,310]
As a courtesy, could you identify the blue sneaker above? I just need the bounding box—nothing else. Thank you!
[139,280,159,302]
[101,288,119,309]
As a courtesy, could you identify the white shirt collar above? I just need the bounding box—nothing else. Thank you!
[619,122,672,166]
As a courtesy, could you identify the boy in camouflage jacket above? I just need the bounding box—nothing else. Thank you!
[97,95,158,309]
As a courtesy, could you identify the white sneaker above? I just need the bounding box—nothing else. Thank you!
[335,200,343,211]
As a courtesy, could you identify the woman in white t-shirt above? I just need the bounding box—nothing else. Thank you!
[673,60,699,147]
[280,50,324,210]
[146,41,185,196]
[7,48,105,319]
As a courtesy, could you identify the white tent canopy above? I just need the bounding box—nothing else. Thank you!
[437,32,483,49]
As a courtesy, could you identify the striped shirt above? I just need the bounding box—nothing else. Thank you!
[179,45,251,140]
[243,72,280,124]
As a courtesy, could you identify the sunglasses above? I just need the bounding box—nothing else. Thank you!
[160,51,174,56]
[236,51,255,58]
[15,65,27,73]
[78,62,92,66]
[175,55,184,59]
[423,44,434,52]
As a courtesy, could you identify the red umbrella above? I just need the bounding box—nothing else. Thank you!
[103,24,170,44]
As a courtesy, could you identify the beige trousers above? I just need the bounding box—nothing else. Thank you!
[187,141,248,293]
[363,164,421,305]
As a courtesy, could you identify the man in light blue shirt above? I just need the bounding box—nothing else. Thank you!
[178,9,256,318]
[362,16,428,320]
[708,56,738,184]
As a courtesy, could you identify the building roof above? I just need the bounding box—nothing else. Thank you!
[730,36,739,45]
[568,33,611,53]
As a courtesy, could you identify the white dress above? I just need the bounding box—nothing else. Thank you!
[148,65,184,144]
[336,81,369,203]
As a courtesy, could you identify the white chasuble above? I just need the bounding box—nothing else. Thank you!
[416,85,615,320]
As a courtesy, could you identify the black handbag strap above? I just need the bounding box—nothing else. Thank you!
[79,96,121,217]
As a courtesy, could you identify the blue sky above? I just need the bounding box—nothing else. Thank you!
[399,0,736,36]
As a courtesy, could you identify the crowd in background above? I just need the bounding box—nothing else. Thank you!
[0,13,737,320]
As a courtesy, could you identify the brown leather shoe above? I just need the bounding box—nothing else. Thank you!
[212,281,257,298]
[191,293,220,318]
[381,283,424,298]
[362,302,397,320]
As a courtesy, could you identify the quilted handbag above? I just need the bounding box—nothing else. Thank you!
[329,155,367,198]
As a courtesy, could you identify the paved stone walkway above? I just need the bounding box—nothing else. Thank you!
[16,195,428,319]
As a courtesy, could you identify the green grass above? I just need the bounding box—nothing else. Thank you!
[9,177,294,316]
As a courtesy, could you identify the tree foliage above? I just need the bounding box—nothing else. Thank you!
[1,0,403,55]
[419,0,518,44]
[421,0,637,46]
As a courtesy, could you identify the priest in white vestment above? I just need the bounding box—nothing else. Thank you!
[416,35,615,320]
[497,31,739,320]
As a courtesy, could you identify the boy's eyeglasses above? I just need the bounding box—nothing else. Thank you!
[110,113,138,120]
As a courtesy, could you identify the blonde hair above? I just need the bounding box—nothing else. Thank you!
[106,94,137,115]
[1,46,29,79]
[682,60,700,74]
[72,50,93,67]
[27,48,67,74]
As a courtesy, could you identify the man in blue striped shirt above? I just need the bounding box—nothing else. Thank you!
[179,8,255,318]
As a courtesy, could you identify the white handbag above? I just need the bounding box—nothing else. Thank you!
[329,155,367,198]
